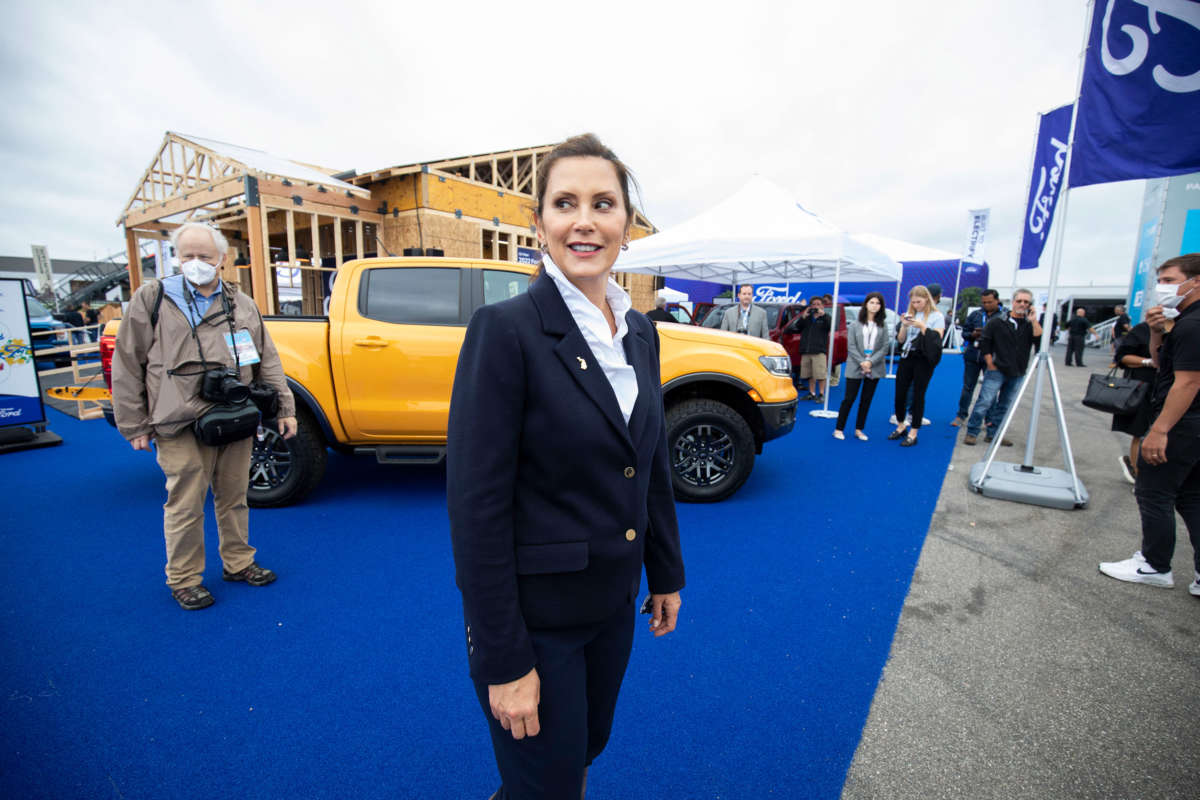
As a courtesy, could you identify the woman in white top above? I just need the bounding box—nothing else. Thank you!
[834,292,889,440]
[889,285,945,447]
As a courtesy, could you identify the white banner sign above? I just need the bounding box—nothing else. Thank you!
[0,278,46,427]
[30,245,53,293]
[963,208,990,265]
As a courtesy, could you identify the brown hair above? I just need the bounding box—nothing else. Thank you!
[1158,253,1200,280]
[859,291,887,324]
[530,134,638,280]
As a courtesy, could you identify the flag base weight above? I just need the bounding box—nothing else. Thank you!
[968,460,1088,510]
[809,409,837,419]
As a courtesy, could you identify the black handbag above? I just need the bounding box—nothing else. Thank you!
[920,328,943,367]
[1082,367,1148,415]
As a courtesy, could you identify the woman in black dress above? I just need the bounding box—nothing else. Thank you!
[1112,321,1157,484]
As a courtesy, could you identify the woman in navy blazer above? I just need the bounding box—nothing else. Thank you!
[447,134,685,800]
[835,292,889,440]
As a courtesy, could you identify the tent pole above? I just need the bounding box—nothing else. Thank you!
[811,246,843,419]
[886,276,902,379]
[947,257,965,350]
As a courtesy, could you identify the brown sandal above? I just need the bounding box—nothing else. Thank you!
[222,562,277,586]
[172,585,214,610]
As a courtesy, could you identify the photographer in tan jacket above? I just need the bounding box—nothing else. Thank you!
[112,222,295,610]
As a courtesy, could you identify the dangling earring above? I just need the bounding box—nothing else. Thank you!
[539,240,547,253]
[621,241,630,251]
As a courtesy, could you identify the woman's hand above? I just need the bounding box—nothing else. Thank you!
[488,668,541,739]
[860,360,872,372]
[648,592,681,637]
[130,434,154,451]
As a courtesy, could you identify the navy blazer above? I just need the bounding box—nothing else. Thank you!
[447,275,685,685]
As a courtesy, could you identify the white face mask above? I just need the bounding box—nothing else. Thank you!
[181,258,217,286]
[1155,280,1195,318]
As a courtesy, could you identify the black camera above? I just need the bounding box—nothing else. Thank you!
[201,367,250,404]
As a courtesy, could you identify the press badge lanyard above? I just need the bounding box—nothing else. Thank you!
[179,282,242,377]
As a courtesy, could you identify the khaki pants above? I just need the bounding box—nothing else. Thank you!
[155,431,256,589]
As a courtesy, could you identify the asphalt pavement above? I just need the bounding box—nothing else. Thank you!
[842,343,1200,800]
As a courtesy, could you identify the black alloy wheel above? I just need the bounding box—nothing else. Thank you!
[665,398,755,503]
[246,405,327,507]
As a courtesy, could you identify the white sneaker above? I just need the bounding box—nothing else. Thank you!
[855,431,869,441]
[832,430,845,440]
[1190,571,1200,597]
[921,417,931,426]
[1098,552,1174,588]
[889,414,899,425]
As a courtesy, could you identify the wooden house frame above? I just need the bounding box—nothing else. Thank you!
[119,135,662,315]
[117,132,379,314]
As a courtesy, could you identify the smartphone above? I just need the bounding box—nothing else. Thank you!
[639,596,654,614]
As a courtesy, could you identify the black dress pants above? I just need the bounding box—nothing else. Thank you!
[475,603,635,800]
[1066,334,1086,366]
[894,355,934,431]
[836,377,879,431]
[1135,431,1200,575]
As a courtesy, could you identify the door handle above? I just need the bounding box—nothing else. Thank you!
[353,337,388,349]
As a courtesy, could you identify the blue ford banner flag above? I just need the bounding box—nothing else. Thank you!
[1019,104,1074,269]
[1070,0,1200,187]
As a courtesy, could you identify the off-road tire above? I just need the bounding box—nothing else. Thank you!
[665,398,755,503]
[247,405,326,507]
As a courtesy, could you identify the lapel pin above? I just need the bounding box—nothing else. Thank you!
[577,357,588,370]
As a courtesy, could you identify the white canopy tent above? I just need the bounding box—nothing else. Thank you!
[616,176,901,285]
[616,176,901,417]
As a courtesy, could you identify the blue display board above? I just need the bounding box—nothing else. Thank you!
[0,278,47,428]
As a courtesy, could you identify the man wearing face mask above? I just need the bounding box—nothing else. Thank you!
[112,222,297,611]
[1100,254,1200,597]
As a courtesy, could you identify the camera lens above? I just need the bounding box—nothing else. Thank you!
[222,375,250,404]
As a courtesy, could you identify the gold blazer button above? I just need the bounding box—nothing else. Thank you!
[624,467,635,478]
[625,528,637,542]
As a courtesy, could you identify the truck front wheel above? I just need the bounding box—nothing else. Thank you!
[247,405,327,507]
[665,398,755,503]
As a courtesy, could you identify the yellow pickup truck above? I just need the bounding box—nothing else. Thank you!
[102,257,797,505]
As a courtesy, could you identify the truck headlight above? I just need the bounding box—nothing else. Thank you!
[758,355,791,377]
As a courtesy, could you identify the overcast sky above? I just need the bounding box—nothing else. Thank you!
[0,0,1148,291]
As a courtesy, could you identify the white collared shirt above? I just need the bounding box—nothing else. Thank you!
[543,257,639,424]
[862,321,878,353]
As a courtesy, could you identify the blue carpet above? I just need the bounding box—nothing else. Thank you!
[0,357,964,799]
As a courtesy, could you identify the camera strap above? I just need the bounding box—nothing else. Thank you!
[169,281,241,377]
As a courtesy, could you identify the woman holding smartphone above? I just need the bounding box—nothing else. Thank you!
[447,134,685,800]
[834,292,889,440]
[889,285,945,446]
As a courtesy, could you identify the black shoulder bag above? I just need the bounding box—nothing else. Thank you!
[177,288,261,447]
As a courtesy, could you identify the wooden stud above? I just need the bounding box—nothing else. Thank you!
[356,220,364,260]
[334,216,344,269]
[305,212,322,315]
[246,205,269,314]
[125,227,142,293]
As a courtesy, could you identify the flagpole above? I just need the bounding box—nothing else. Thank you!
[969,0,1095,509]
[1012,110,1045,300]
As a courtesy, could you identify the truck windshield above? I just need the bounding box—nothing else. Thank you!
[25,296,52,318]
